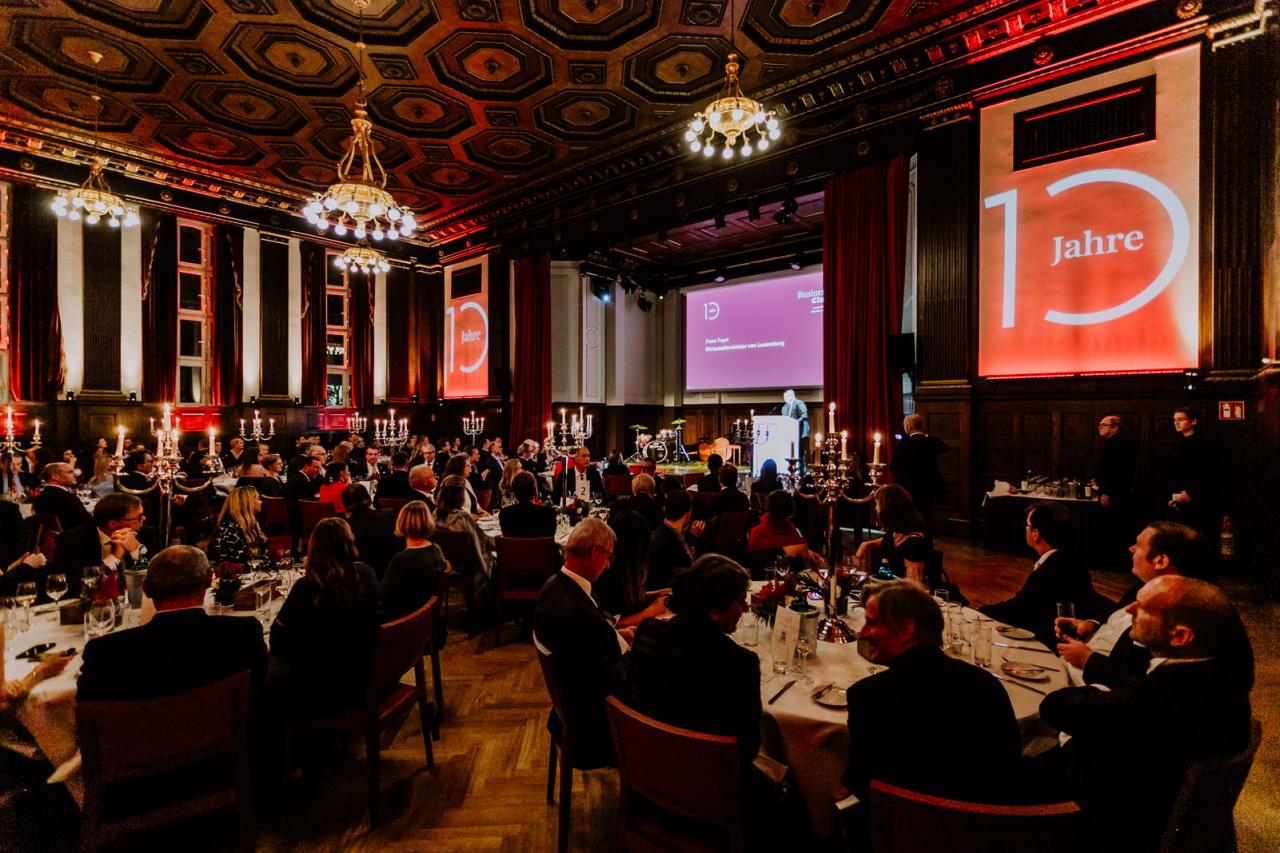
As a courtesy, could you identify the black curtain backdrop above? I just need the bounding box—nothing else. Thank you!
[299,241,327,406]
[509,252,552,448]
[141,209,177,403]
[7,183,63,401]
[210,222,243,406]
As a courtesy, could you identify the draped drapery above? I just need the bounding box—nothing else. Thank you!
[210,222,243,406]
[349,270,373,408]
[7,183,63,401]
[822,155,909,467]
[508,252,552,448]
[141,210,178,403]
[299,241,328,406]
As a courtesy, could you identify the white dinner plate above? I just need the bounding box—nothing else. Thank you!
[1001,661,1051,682]
[812,685,848,709]
[995,626,1035,640]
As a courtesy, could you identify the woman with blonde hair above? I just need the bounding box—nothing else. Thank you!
[498,458,523,508]
[208,485,268,565]
[382,501,448,639]
[87,453,116,498]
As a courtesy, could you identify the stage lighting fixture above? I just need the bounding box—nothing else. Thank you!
[788,254,803,271]
[713,268,727,283]
[637,294,653,312]
[591,279,612,302]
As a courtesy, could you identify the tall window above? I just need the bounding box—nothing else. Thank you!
[324,255,350,407]
[176,220,212,404]
[0,183,11,403]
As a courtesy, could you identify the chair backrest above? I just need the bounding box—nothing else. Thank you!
[714,511,754,550]
[536,647,571,737]
[682,472,703,488]
[606,696,743,844]
[432,528,485,578]
[260,496,290,527]
[33,514,63,559]
[749,491,768,514]
[377,497,409,513]
[475,489,493,512]
[368,596,436,695]
[605,474,633,499]
[1160,718,1262,853]
[77,671,251,804]
[868,780,1080,853]
[298,499,337,532]
[495,536,562,580]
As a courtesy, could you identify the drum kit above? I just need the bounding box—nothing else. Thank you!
[629,420,691,463]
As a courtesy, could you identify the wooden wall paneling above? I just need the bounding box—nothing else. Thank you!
[81,226,122,393]
[258,239,289,397]
[915,399,970,531]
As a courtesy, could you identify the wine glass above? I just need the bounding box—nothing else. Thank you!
[87,601,115,638]
[46,574,68,606]
[254,584,274,635]
[793,639,814,684]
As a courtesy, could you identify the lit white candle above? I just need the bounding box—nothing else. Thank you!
[584,415,591,431]
[841,430,848,461]
[208,427,216,453]
[400,418,406,431]
[389,408,396,426]
[33,419,40,442]
[560,408,567,430]
[546,421,554,441]
[150,417,155,433]
[240,418,246,433]
[828,402,836,435]
[814,433,822,465]
[268,418,274,433]
[172,428,181,458]
[116,425,125,457]
[4,405,12,437]
[873,432,882,466]
[162,403,171,432]
[790,440,795,459]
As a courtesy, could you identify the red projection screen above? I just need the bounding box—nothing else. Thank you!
[443,256,489,398]
[978,46,1200,377]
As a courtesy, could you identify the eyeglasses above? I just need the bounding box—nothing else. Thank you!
[122,513,145,523]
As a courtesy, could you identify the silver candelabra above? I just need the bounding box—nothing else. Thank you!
[238,410,276,443]
[462,410,485,444]
[113,405,215,547]
[1,405,41,457]
[375,408,410,450]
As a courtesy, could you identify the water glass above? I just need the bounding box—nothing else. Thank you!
[933,588,950,610]
[793,642,814,683]
[254,584,274,633]
[974,617,993,667]
[960,618,978,661]
[736,611,759,647]
[87,602,115,638]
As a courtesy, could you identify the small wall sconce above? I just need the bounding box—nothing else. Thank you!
[128,391,137,402]
[66,390,76,401]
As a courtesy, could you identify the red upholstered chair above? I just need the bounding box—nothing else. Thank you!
[605,696,744,853]
[259,496,290,537]
[867,780,1080,853]
[297,499,338,545]
[492,536,561,647]
[376,497,409,514]
[475,489,493,512]
[77,672,254,852]
[289,598,437,828]
[605,474,633,502]
[712,510,754,563]
[537,648,606,853]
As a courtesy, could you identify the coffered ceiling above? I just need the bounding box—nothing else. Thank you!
[0,0,985,240]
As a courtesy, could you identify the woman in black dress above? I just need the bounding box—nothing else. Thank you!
[854,484,930,584]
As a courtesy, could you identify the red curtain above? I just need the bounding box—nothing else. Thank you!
[410,265,442,403]
[210,223,243,406]
[141,210,177,403]
[349,270,373,407]
[822,155,909,466]
[300,242,327,406]
[508,252,552,448]
[7,183,64,401]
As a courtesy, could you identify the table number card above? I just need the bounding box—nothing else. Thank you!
[772,606,801,668]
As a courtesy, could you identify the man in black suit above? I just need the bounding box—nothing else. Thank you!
[48,493,148,597]
[1093,415,1136,570]
[781,389,810,469]
[77,544,267,702]
[347,444,388,481]
[844,581,1021,803]
[532,518,630,769]
[282,452,324,539]
[342,484,402,579]
[611,473,663,530]
[890,413,948,539]
[551,447,604,507]
[1039,576,1253,851]
[375,452,413,506]
[1168,407,1216,539]
[712,464,750,515]
[407,464,438,511]
[697,454,724,493]
[31,462,92,532]
[978,502,1103,646]
[286,441,326,482]
[648,489,699,590]
[499,471,556,538]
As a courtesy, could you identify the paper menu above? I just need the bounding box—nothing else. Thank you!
[772,606,800,668]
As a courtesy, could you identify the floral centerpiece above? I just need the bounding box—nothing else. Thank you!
[752,571,797,625]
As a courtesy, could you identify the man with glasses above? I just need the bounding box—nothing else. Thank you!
[48,493,148,598]
[1093,415,1136,570]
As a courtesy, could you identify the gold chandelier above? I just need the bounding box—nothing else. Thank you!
[685,53,780,161]
[335,244,391,275]
[303,0,416,241]
[51,51,139,228]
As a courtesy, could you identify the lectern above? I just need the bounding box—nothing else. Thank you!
[752,415,798,478]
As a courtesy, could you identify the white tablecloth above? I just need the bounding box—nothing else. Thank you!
[476,513,572,548]
[741,588,1067,838]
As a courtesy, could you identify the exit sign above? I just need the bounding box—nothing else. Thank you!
[1218,401,1245,421]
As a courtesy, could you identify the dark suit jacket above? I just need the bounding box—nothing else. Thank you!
[626,616,761,770]
[0,500,36,597]
[1041,657,1253,851]
[77,608,267,702]
[782,399,810,438]
[551,465,604,506]
[696,472,722,493]
[890,433,949,510]
[1095,435,1136,501]
[236,475,283,498]
[612,493,663,530]
[648,523,693,590]
[346,505,403,578]
[347,459,389,480]
[32,485,92,532]
[47,522,143,599]
[374,470,413,505]
[533,572,627,769]
[979,550,1102,647]
[843,644,1021,800]
[713,487,751,516]
[499,500,557,539]
[282,471,322,537]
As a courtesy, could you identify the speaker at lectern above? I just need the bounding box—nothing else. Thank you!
[752,415,798,479]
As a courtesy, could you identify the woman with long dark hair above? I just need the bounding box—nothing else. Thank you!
[854,483,929,583]
[752,458,783,497]
[593,508,669,628]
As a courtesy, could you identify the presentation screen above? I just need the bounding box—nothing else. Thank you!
[442,257,489,398]
[684,271,824,392]
[977,46,1200,377]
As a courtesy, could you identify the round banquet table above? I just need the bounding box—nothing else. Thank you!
[740,584,1067,838]
[3,593,283,807]
[476,512,575,548]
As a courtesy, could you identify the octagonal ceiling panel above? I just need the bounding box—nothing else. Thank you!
[182,81,308,136]
[367,84,474,138]
[463,129,557,172]
[743,0,896,52]
[427,31,553,101]
[9,18,172,93]
[271,158,339,192]
[534,90,638,140]
[61,0,213,38]
[289,0,440,44]
[408,162,494,195]
[525,0,661,49]
[154,123,266,166]
[1,78,138,133]
[223,23,358,95]
[624,35,736,103]
[310,125,413,169]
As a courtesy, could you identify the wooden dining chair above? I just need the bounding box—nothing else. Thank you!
[682,472,703,488]
[475,488,493,512]
[867,780,1080,853]
[537,647,593,853]
[492,536,561,647]
[259,496,290,536]
[376,496,409,514]
[297,499,337,544]
[605,695,744,853]
[432,528,487,635]
[289,598,437,828]
[712,510,754,563]
[77,671,254,853]
[1160,718,1262,853]
[605,474,633,502]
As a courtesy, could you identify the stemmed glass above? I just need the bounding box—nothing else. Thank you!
[14,581,38,629]
[254,584,274,635]
[46,574,68,606]
[87,601,115,638]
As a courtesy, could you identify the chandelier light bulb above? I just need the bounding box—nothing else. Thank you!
[109,217,120,227]
[372,227,384,240]
[324,197,338,210]
[742,144,753,156]
[769,127,781,140]
[690,140,702,152]
[758,138,770,150]
[86,214,99,224]
[68,209,81,221]
[335,223,348,236]
[722,146,734,160]
[703,145,715,158]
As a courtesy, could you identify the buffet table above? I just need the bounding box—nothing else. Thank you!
[982,489,1100,558]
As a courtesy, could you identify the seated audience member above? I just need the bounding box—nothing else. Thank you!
[342,484,401,579]
[442,455,484,515]
[436,475,494,576]
[603,450,630,477]
[318,462,352,511]
[516,439,545,475]
[208,486,267,566]
[470,445,503,497]
[855,484,930,584]
[1039,575,1254,851]
[348,445,387,481]
[222,437,247,473]
[611,473,664,530]
[408,463,438,511]
[626,554,765,790]
[255,454,285,498]
[551,447,605,508]
[285,439,323,481]
[32,462,92,531]
[282,450,325,539]
[595,509,669,628]
[49,494,147,595]
[532,518,629,769]
[381,502,447,646]
[0,500,46,598]
[498,471,556,539]
[1,451,26,500]
[748,490,807,553]
[648,489,699,590]
[375,452,413,506]
[86,453,116,499]
[978,502,1101,647]
[77,545,267,702]
[271,518,381,714]
[234,445,268,481]
[713,464,750,515]
[697,453,724,493]
[752,458,784,499]
[497,458,523,508]
[1056,521,1206,686]
[844,581,1021,803]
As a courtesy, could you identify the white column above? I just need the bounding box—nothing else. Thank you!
[241,228,261,401]
[373,270,387,402]
[56,218,84,394]
[549,261,581,402]
[119,226,142,396]
[581,276,605,404]
[287,237,302,400]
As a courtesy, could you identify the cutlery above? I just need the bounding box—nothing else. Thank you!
[768,680,797,705]
[990,672,1049,696]
[810,682,833,700]
[993,643,1057,655]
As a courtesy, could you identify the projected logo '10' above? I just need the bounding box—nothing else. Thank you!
[983,168,1190,328]
[445,301,488,374]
